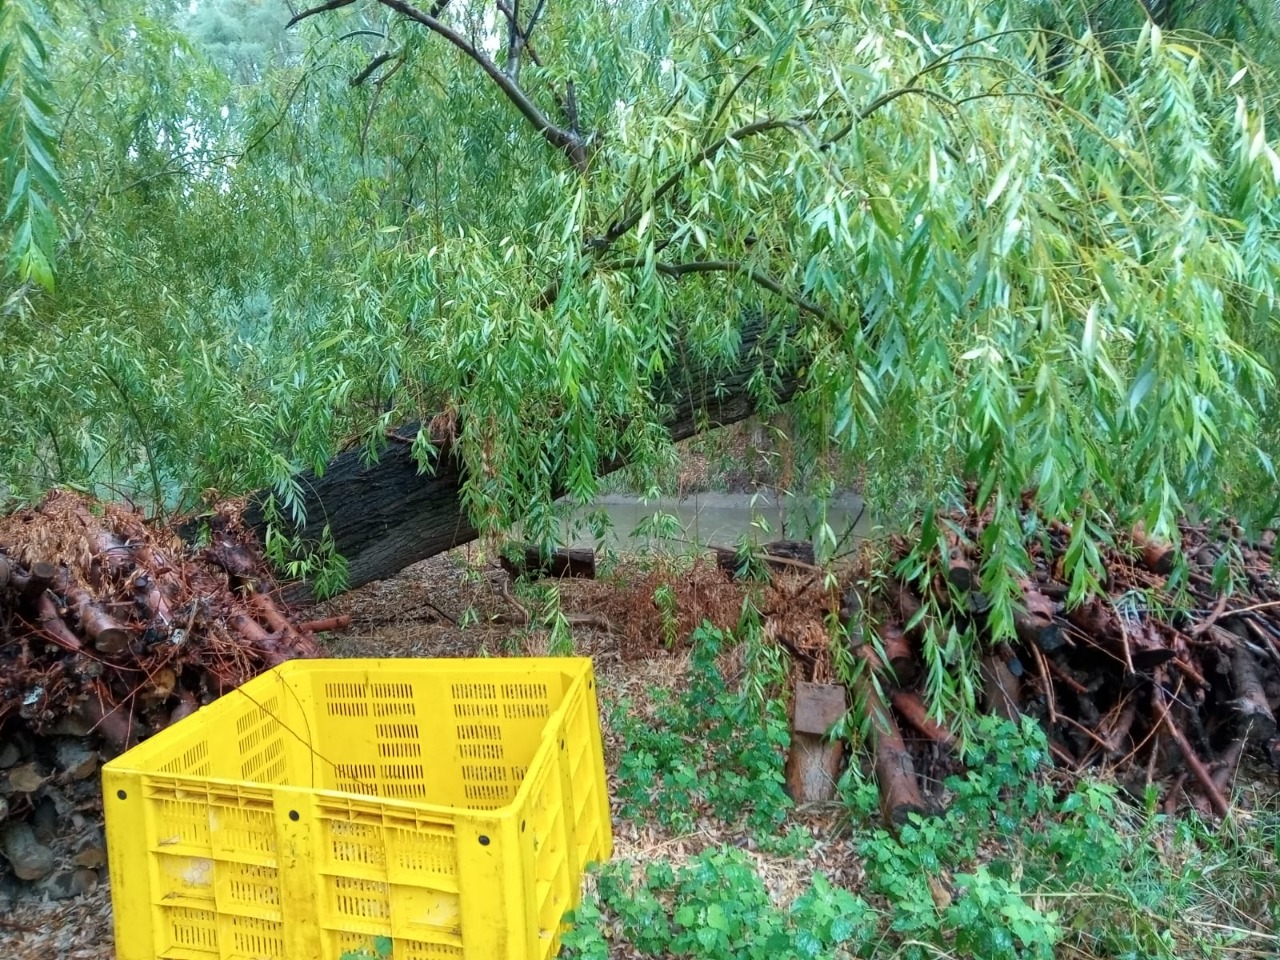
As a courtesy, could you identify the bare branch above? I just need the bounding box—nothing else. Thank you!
[602,258,829,324]
[350,51,396,86]
[526,0,549,38]
[287,0,359,28]
[495,0,543,66]
[565,79,579,135]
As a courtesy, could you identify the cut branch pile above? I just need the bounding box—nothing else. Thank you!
[0,491,326,895]
[861,497,1280,823]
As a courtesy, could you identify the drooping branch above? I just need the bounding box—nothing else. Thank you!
[601,258,829,325]
[599,117,811,247]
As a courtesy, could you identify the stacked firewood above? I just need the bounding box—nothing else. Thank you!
[0,491,333,895]
[858,498,1280,824]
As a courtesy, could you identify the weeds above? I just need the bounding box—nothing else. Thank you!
[610,623,794,840]
[580,633,1280,960]
[562,850,873,960]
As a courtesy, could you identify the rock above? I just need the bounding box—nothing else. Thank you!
[72,826,107,869]
[32,796,59,844]
[73,867,100,896]
[5,762,47,794]
[0,741,20,769]
[39,867,99,900]
[50,715,93,737]
[0,821,55,881]
[55,739,99,781]
[0,795,8,824]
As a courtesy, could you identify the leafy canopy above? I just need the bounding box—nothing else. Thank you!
[1,0,1279,626]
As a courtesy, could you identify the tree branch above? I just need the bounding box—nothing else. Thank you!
[371,0,589,171]
[288,0,359,28]
[525,0,549,39]
[601,258,829,324]
[496,0,545,69]
[350,51,397,86]
[505,0,522,80]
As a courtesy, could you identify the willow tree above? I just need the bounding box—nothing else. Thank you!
[3,1,1280,670]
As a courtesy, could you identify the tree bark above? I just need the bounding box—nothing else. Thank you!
[246,311,797,600]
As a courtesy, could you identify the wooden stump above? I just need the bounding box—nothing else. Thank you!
[785,734,844,802]
[784,682,848,803]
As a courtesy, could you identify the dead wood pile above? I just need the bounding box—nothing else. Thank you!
[856,496,1280,824]
[0,491,330,898]
[655,519,1280,825]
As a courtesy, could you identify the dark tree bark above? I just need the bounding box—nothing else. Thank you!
[247,311,798,600]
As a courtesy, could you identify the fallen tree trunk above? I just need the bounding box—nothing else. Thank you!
[246,311,798,599]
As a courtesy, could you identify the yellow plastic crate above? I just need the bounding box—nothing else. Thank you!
[102,657,612,960]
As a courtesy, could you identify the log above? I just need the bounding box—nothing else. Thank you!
[875,622,917,685]
[1132,523,1175,574]
[499,544,596,581]
[7,762,46,793]
[982,652,1022,721]
[853,647,935,827]
[35,592,84,652]
[711,540,816,578]
[76,683,140,751]
[65,583,131,654]
[55,739,99,781]
[88,531,135,582]
[0,821,55,881]
[943,528,973,592]
[1225,622,1278,741]
[1154,684,1230,819]
[247,592,321,657]
[209,540,261,584]
[169,688,199,727]
[890,690,958,751]
[1014,581,1066,653]
[887,581,927,637]
[245,309,799,599]
[793,682,847,735]
[24,560,61,598]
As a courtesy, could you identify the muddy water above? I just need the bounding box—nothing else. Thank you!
[546,491,870,553]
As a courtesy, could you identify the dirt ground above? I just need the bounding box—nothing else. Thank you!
[2,548,843,958]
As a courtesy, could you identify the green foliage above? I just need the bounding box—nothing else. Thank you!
[611,622,794,839]
[561,849,875,960]
[0,0,63,290]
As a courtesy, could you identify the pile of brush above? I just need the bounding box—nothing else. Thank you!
[0,491,337,896]
[849,496,1280,825]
